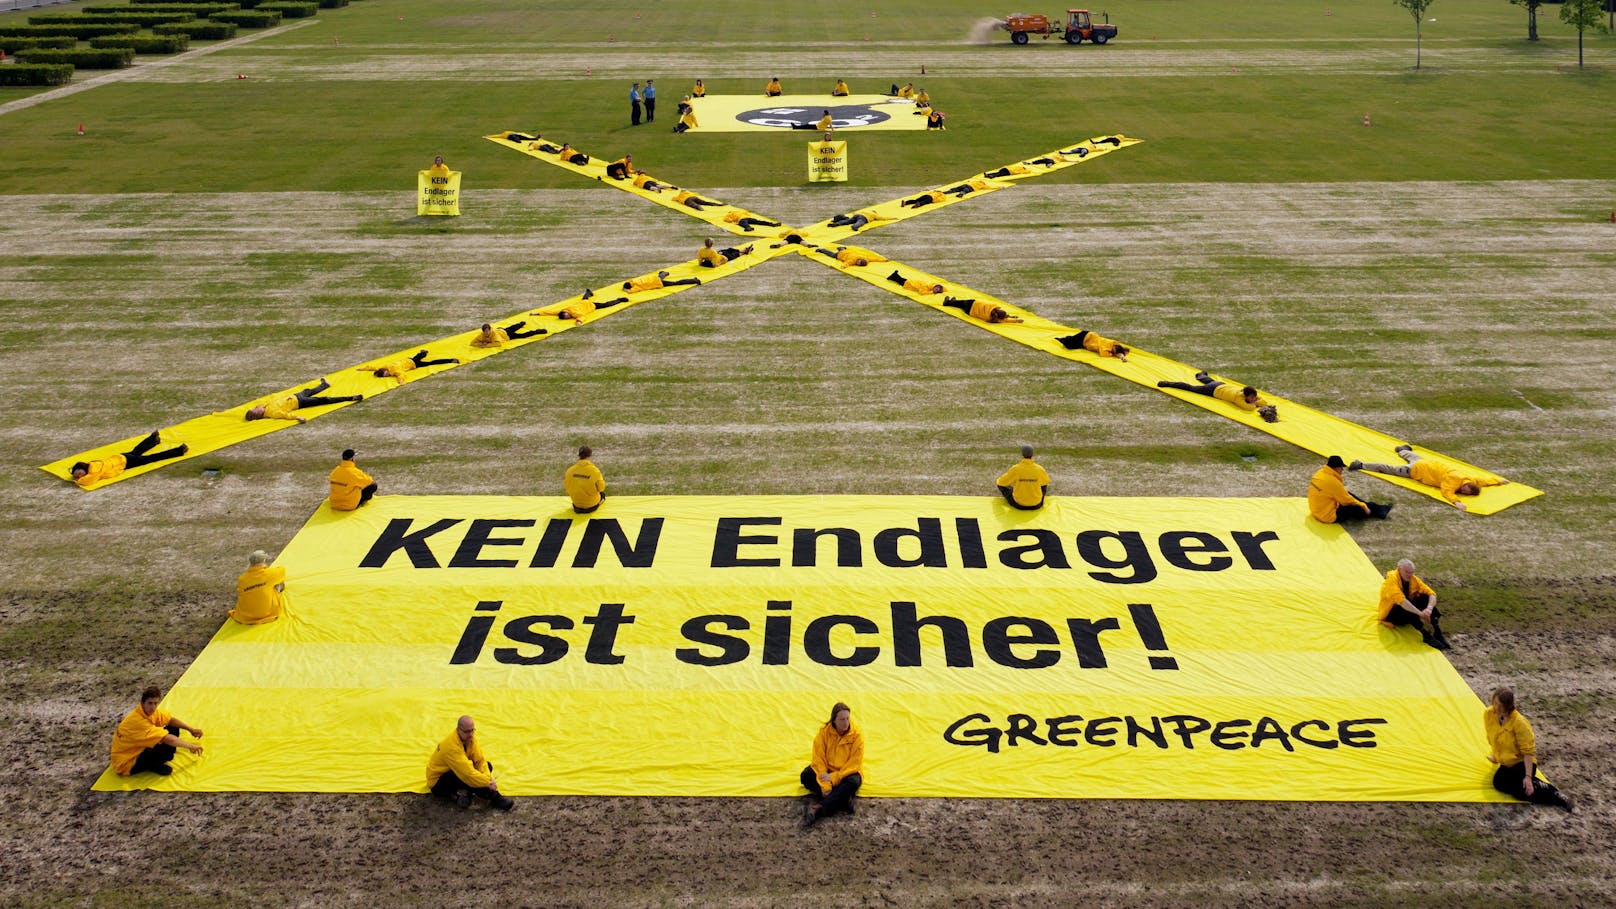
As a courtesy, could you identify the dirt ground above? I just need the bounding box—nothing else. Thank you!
[2,182,1613,906]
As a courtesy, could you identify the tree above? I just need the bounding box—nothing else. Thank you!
[1509,0,1544,41]
[1394,0,1437,69]
[1560,0,1603,68]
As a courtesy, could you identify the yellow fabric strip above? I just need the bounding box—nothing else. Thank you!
[684,94,932,133]
[485,132,797,239]
[42,252,781,490]
[800,135,1141,245]
[795,249,1540,516]
[91,493,1508,801]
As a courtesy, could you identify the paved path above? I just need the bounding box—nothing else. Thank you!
[0,19,313,118]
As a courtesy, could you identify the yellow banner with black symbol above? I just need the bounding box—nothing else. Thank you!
[92,495,1512,802]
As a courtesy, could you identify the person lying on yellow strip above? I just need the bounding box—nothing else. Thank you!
[371,350,459,382]
[812,245,888,267]
[1157,369,1279,423]
[1351,445,1510,512]
[697,238,756,267]
[245,378,363,423]
[885,269,945,296]
[622,270,702,293]
[70,430,188,487]
[942,296,1025,325]
[1055,329,1130,361]
[533,288,630,321]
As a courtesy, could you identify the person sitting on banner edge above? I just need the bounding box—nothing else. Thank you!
[109,684,202,778]
[802,702,863,827]
[231,549,286,625]
[1378,558,1449,650]
[1484,687,1572,812]
[329,449,378,512]
[427,715,515,811]
[997,444,1050,510]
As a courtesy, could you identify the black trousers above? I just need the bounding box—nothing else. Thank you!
[357,482,378,506]
[121,431,187,469]
[644,97,655,121]
[130,724,180,774]
[1385,592,1441,630]
[998,485,1044,510]
[1492,762,1564,806]
[1333,502,1375,522]
[801,766,862,817]
[1157,379,1224,399]
[431,765,499,802]
[630,99,641,125]
[293,378,353,409]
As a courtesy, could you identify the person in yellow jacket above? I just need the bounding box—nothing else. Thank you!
[109,684,203,777]
[883,268,945,296]
[899,189,946,209]
[1377,558,1449,650]
[691,78,706,98]
[891,81,914,98]
[926,109,946,130]
[673,104,698,133]
[1484,687,1572,811]
[565,445,607,513]
[328,448,378,511]
[942,295,1024,325]
[69,430,188,487]
[812,245,887,267]
[721,210,783,232]
[372,349,460,381]
[427,154,450,180]
[791,110,834,131]
[621,270,702,294]
[826,208,889,232]
[470,320,547,349]
[801,701,863,827]
[1157,369,1279,423]
[631,172,669,192]
[1350,444,1509,512]
[912,87,930,107]
[533,287,631,321]
[1307,455,1392,523]
[764,76,782,96]
[996,445,1051,509]
[427,715,515,811]
[697,237,755,268]
[231,549,286,625]
[1055,329,1129,361]
[831,78,849,96]
[246,378,364,423]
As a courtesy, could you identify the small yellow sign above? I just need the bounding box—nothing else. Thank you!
[808,140,847,183]
[417,169,461,216]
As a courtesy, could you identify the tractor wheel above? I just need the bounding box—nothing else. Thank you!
[1065,31,1083,44]
[1011,31,1029,45]
[1091,32,1109,45]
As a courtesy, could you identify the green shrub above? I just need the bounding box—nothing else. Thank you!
[15,47,135,69]
[0,35,77,54]
[92,3,236,13]
[257,2,317,18]
[89,34,192,53]
[319,0,348,8]
[132,0,242,4]
[153,21,238,39]
[0,23,140,39]
[209,9,281,27]
[31,12,197,26]
[0,63,74,86]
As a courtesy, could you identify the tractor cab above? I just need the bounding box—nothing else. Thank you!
[1067,9,1092,32]
[1063,9,1116,44]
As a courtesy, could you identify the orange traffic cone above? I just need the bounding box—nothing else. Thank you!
[77,123,84,135]
[1363,113,1371,127]
[1609,210,1615,223]
[921,64,926,75]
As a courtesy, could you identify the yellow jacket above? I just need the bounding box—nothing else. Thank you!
[110,704,171,775]
[811,720,864,787]
[679,109,698,129]
[965,299,1004,321]
[261,393,302,420]
[692,83,705,97]
[765,79,781,95]
[75,454,127,488]
[832,80,849,95]
[1307,465,1364,523]
[471,327,510,349]
[836,247,886,266]
[1081,332,1124,358]
[1210,383,1266,411]
[902,277,939,295]
[328,459,375,511]
[1408,459,1503,504]
[426,729,492,789]
[1483,706,1536,766]
[914,90,930,105]
[997,458,1050,507]
[231,564,286,625]
[427,164,451,180]
[624,275,665,293]
[698,246,728,267]
[817,113,834,131]
[565,458,606,508]
[1377,569,1435,622]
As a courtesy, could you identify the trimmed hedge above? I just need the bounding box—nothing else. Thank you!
[0,63,75,85]
[90,34,192,53]
[0,35,77,54]
[90,4,236,13]
[0,23,140,39]
[132,0,242,4]
[319,0,348,7]
[31,12,197,26]
[258,2,317,18]
[209,9,281,27]
[153,21,238,39]
[15,47,135,69]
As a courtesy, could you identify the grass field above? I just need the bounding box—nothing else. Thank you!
[2,1,1614,906]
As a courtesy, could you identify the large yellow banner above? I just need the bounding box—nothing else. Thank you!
[417,169,461,216]
[94,495,1508,801]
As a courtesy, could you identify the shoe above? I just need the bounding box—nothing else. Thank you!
[1394,444,1413,455]
[845,800,855,817]
[742,245,754,255]
[802,802,817,828]
[943,296,957,304]
[454,789,471,809]
[1553,792,1574,813]
[1370,502,1394,519]
[1420,629,1440,649]
[1156,381,1172,388]
[492,795,515,812]
[1193,370,1211,383]
[153,763,173,776]
[1348,460,1363,472]
[177,444,190,456]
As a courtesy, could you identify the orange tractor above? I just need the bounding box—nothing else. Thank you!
[999,10,1118,45]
